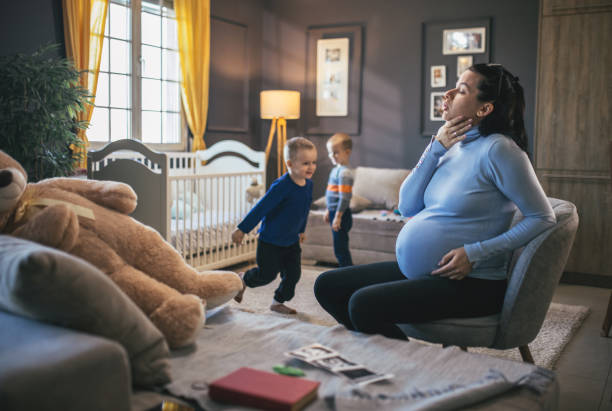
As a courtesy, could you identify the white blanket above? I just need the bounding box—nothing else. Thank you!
[165,308,558,410]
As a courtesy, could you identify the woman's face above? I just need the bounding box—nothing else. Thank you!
[442,70,489,123]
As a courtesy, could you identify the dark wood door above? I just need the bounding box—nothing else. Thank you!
[535,0,612,277]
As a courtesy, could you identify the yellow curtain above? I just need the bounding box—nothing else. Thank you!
[175,0,210,152]
[63,0,108,169]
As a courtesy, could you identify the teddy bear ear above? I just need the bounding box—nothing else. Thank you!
[0,151,28,181]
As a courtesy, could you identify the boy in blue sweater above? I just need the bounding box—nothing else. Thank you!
[325,132,354,267]
[231,137,317,314]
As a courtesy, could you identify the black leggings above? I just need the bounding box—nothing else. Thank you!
[314,261,507,340]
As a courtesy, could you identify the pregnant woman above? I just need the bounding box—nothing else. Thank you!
[314,64,556,340]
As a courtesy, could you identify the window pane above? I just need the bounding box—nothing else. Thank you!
[141,45,161,78]
[162,49,179,81]
[100,38,109,72]
[163,112,180,144]
[110,108,130,141]
[142,12,161,46]
[162,17,177,49]
[110,74,130,108]
[109,3,130,40]
[110,39,130,74]
[142,78,161,110]
[142,111,162,143]
[88,107,109,142]
[162,81,179,112]
[95,72,109,107]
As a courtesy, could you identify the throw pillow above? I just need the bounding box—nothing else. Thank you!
[0,235,171,387]
[353,167,411,209]
[311,196,327,210]
[349,195,373,213]
[310,195,373,213]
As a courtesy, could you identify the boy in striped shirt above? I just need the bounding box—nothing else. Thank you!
[325,133,354,267]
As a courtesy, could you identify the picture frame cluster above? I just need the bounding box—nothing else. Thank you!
[424,21,489,126]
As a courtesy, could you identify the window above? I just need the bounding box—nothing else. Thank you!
[89,0,184,150]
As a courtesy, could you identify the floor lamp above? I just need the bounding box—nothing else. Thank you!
[260,90,300,178]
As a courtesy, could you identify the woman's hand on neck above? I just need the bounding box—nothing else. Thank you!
[436,116,473,149]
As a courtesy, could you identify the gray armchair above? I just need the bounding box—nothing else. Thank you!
[397,198,579,362]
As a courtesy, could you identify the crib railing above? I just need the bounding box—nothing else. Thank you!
[88,139,265,271]
[168,170,264,270]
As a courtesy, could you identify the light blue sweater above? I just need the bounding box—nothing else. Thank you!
[396,128,556,280]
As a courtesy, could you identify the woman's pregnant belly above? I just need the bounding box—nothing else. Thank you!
[395,212,475,279]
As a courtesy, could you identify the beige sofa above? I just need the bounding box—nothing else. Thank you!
[302,166,411,265]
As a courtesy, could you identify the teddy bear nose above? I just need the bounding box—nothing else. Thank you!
[0,170,13,188]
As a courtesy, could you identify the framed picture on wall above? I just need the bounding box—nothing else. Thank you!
[430,92,445,121]
[421,18,490,135]
[316,38,350,117]
[442,27,486,55]
[430,65,446,88]
[456,55,473,78]
[305,24,363,135]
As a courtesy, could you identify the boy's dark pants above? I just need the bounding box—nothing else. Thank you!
[329,208,353,267]
[243,239,301,303]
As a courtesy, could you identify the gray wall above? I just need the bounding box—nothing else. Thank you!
[0,0,540,199]
[0,0,65,58]
[207,0,264,148]
[261,0,540,197]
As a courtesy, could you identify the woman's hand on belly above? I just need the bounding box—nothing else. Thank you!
[431,247,474,280]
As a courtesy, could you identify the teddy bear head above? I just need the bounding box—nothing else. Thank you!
[0,151,28,231]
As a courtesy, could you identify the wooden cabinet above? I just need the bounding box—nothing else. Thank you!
[535,0,612,277]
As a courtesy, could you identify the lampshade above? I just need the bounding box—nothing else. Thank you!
[260,90,300,119]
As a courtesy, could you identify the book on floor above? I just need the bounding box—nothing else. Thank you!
[208,366,320,411]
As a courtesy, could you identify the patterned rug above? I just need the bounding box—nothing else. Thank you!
[227,265,590,370]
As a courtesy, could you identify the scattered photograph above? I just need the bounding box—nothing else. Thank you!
[430,92,445,121]
[336,367,394,386]
[286,343,338,360]
[337,368,377,380]
[431,65,446,88]
[310,355,358,370]
[456,55,473,78]
[285,343,394,386]
[442,27,486,55]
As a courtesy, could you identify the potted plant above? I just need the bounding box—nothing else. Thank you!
[0,44,90,182]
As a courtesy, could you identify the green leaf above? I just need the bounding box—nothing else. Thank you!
[0,44,89,181]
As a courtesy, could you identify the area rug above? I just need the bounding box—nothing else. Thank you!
[227,265,590,370]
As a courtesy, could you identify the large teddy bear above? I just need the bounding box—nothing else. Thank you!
[0,150,243,348]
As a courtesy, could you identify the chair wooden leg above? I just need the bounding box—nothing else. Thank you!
[519,345,535,364]
[601,291,612,337]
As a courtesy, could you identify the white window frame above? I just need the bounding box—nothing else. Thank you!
[89,0,186,151]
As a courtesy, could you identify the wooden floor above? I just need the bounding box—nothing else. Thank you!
[550,284,612,411]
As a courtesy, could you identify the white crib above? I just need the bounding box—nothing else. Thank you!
[87,139,266,270]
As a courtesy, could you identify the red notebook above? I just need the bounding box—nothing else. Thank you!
[209,367,320,411]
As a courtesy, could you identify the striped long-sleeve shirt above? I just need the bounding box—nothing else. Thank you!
[325,165,354,213]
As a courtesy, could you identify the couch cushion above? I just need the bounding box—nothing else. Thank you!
[353,167,411,209]
[0,310,131,411]
[311,194,373,213]
[0,235,170,387]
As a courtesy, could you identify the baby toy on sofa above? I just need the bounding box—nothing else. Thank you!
[0,150,243,348]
